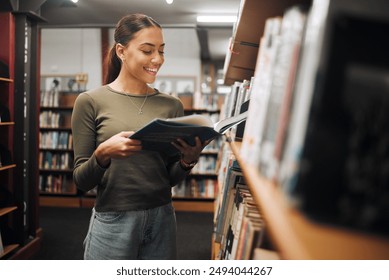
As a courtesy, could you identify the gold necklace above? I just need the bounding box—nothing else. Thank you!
[126,86,149,115]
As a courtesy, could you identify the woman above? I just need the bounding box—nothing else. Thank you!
[71,13,207,260]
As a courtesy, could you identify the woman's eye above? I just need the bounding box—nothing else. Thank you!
[142,50,152,55]
[159,51,165,55]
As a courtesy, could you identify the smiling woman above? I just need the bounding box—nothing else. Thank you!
[71,13,211,260]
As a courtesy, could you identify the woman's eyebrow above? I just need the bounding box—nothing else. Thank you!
[140,42,165,47]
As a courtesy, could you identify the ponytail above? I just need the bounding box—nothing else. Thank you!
[104,45,121,84]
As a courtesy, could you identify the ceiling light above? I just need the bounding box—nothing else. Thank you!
[196,15,237,23]
[166,0,173,4]
[60,0,78,7]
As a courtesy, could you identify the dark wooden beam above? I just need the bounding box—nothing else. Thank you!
[196,27,211,62]
[101,27,109,84]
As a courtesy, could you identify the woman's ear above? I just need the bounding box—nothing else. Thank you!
[115,43,125,61]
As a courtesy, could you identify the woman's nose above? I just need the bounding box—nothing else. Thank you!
[151,53,164,64]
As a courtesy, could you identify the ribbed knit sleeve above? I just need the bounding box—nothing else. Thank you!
[72,92,107,191]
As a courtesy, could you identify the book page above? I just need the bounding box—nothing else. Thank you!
[166,114,213,127]
[214,111,249,134]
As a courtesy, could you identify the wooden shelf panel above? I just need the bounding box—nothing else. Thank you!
[230,141,389,260]
[39,196,80,208]
[0,77,13,83]
[0,244,19,259]
[80,197,95,208]
[41,196,215,213]
[173,200,214,213]
[0,164,16,171]
[224,0,311,84]
[0,122,15,126]
[0,206,17,217]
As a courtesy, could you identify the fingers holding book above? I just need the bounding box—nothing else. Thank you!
[172,136,210,165]
[95,131,142,167]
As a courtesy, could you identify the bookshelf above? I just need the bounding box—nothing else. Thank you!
[0,9,43,259]
[223,0,310,86]
[214,0,389,259]
[0,72,19,258]
[39,74,84,207]
[230,141,389,259]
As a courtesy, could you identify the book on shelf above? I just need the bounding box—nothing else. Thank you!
[237,215,265,260]
[284,4,389,235]
[213,157,241,243]
[230,80,252,141]
[228,185,252,259]
[173,178,216,198]
[222,82,241,120]
[271,0,389,236]
[219,186,265,260]
[224,184,249,259]
[240,16,282,167]
[258,5,308,180]
[278,0,330,198]
[129,111,248,156]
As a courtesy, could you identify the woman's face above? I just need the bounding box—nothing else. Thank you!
[119,26,165,85]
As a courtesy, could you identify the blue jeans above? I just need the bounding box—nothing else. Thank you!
[83,203,177,260]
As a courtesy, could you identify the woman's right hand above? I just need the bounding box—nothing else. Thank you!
[94,131,142,168]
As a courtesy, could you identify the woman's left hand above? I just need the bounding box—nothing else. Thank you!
[172,137,210,163]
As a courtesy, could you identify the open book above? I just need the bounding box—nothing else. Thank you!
[130,111,248,156]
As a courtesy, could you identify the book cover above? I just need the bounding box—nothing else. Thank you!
[214,167,242,242]
[259,6,307,180]
[130,111,248,156]
[240,17,282,166]
[278,0,330,196]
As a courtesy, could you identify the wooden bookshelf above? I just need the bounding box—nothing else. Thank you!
[0,122,14,126]
[0,9,43,259]
[223,0,311,85]
[0,164,16,171]
[214,0,389,260]
[39,196,81,208]
[230,141,389,259]
[0,244,19,259]
[0,77,13,83]
[0,206,17,217]
[173,199,214,213]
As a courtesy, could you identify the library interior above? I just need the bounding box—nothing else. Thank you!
[0,0,389,260]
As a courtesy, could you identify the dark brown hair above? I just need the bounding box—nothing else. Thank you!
[104,13,162,84]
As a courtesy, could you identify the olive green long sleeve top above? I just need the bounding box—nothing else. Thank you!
[71,85,189,211]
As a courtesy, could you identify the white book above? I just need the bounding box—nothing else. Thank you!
[278,0,331,198]
[240,17,282,167]
[259,6,307,179]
